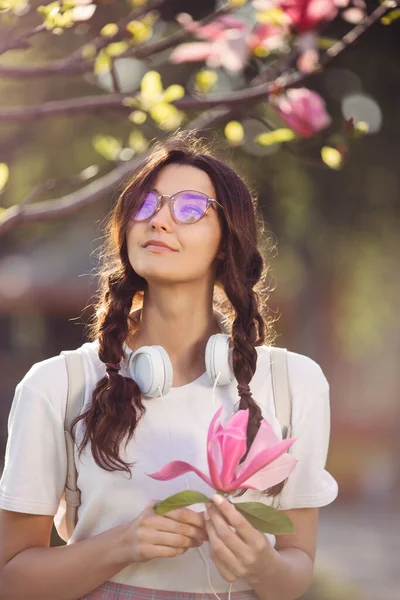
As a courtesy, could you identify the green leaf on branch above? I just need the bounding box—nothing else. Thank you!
[0,163,9,192]
[318,37,338,49]
[163,85,185,103]
[225,121,244,144]
[128,130,147,153]
[195,70,218,94]
[381,9,400,25]
[321,146,343,170]
[92,135,122,161]
[150,103,184,130]
[106,41,130,58]
[126,20,152,43]
[256,128,296,146]
[234,502,294,534]
[129,110,147,125]
[153,491,212,515]
[94,49,112,75]
[100,23,119,37]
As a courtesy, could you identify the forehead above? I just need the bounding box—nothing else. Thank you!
[152,163,216,198]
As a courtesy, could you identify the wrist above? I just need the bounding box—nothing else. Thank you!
[115,523,136,569]
[247,547,281,587]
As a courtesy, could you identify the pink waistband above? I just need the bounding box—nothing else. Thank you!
[82,581,258,600]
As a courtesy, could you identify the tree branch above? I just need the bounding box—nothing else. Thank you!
[0,23,46,57]
[0,93,132,122]
[0,2,233,79]
[0,110,233,236]
[0,1,391,123]
[0,0,167,78]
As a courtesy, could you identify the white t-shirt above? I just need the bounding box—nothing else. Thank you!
[0,335,338,593]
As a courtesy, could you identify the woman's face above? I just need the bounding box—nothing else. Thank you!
[126,163,223,285]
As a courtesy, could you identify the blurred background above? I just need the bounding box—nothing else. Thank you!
[0,1,399,599]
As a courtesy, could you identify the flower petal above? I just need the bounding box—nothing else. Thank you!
[217,409,249,488]
[170,42,213,64]
[147,460,213,488]
[236,418,280,474]
[207,407,224,489]
[238,453,298,491]
[235,437,297,487]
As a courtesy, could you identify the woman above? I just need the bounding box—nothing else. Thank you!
[0,132,338,600]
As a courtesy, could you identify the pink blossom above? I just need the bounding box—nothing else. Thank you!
[248,23,289,53]
[170,13,250,73]
[147,407,297,494]
[273,88,331,136]
[279,0,338,32]
[176,13,248,41]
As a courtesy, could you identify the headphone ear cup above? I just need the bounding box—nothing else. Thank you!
[205,333,234,386]
[128,345,172,398]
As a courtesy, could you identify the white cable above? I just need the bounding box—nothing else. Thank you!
[158,372,232,600]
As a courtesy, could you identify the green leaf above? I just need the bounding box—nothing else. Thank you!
[256,128,296,146]
[153,491,212,515]
[126,20,152,43]
[141,71,163,107]
[0,163,9,192]
[129,110,147,125]
[163,84,185,103]
[106,41,130,57]
[100,23,119,37]
[381,9,400,25]
[225,121,244,144]
[234,502,294,534]
[94,49,112,75]
[321,146,343,170]
[317,37,338,50]
[92,135,122,161]
[128,130,147,152]
[195,69,218,94]
[150,102,184,130]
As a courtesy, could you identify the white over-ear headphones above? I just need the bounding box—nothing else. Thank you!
[124,309,234,398]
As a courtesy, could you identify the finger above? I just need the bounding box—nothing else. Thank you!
[211,495,257,543]
[141,528,204,549]
[147,514,207,542]
[142,543,188,559]
[205,507,241,579]
[206,503,248,560]
[165,507,207,531]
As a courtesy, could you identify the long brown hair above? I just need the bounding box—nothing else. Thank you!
[73,131,281,494]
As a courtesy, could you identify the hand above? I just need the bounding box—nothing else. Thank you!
[205,494,276,585]
[123,499,208,563]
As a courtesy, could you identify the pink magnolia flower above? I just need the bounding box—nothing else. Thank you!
[248,23,289,53]
[273,88,331,137]
[147,407,297,494]
[279,0,338,32]
[170,13,250,73]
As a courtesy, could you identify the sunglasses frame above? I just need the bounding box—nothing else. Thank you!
[133,188,224,225]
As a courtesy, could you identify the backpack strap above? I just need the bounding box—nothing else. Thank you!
[60,350,85,540]
[269,347,292,509]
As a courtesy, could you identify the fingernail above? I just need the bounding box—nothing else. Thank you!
[204,507,210,520]
[213,494,223,505]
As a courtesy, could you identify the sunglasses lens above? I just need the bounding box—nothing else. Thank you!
[134,191,158,221]
[174,192,208,223]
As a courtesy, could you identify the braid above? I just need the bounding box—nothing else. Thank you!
[219,249,285,497]
[72,272,145,475]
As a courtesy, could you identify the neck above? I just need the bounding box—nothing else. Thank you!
[127,284,222,378]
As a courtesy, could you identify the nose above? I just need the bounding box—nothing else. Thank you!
[149,195,173,230]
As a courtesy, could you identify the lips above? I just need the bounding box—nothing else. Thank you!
[143,240,176,251]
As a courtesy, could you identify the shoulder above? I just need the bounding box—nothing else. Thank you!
[256,344,330,418]
[16,341,100,422]
[256,344,328,390]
